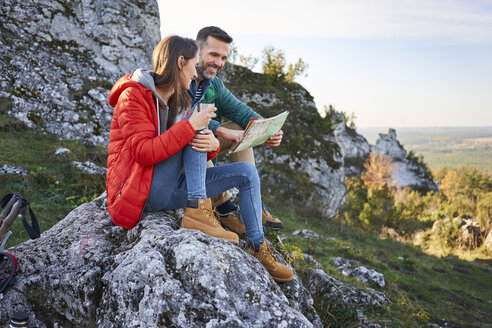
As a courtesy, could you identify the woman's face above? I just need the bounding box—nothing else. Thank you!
[179,53,199,90]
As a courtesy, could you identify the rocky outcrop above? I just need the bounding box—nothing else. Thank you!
[0,194,321,327]
[372,129,438,191]
[0,0,160,145]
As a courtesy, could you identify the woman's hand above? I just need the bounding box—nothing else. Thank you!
[188,107,217,131]
[190,130,220,152]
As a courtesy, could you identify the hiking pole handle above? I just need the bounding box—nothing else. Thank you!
[0,200,22,240]
[0,197,17,224]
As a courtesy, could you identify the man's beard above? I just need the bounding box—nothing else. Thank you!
[197,61,219,80]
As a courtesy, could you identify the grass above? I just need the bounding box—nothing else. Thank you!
[0,118,107,248]
[267,202,492,328]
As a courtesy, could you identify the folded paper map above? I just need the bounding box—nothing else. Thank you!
[230,111,289,153]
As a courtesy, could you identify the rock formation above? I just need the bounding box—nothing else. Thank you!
[372,129,438,191]
[0,0,160,145]
[0,194,321,327]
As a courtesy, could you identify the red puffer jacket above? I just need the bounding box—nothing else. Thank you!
[106,74,219,229]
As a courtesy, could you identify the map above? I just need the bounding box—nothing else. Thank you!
[230,111,289,153]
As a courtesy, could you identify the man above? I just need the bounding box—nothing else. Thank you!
[188,26,284,234]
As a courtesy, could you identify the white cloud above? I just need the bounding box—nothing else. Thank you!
[157,0,492,43]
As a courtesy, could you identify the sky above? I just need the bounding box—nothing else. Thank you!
[156,0,492,128]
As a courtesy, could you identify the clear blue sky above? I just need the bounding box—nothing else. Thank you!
[157,0,492,128]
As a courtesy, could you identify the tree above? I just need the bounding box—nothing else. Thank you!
[262,46,308,83]
[439,169,460,200]
[262,46,286,80]
[286,58,308,82]
[239,54,259,71]
[361,153,396,190]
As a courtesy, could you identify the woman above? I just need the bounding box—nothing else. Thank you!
[106,35,293,282]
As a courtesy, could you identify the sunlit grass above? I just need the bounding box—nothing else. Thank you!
[268,203,492,328]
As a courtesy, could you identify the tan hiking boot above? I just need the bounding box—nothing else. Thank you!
[262,203,284,230]
[181,198,239,245]
[248,240,294,282]
[217,209,246,235]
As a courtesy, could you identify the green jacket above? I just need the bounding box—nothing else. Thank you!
[189,77,262,133]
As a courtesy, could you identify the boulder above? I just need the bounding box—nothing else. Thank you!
[0,194,321,327]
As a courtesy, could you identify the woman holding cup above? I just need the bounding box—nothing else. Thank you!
[106,35,293,282]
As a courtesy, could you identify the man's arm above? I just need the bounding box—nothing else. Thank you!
[213,78,262,130]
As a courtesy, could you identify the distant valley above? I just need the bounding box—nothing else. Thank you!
[359,126,492,171]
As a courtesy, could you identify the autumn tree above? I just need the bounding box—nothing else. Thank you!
[361,153,396,190]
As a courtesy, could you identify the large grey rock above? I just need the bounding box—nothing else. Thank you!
[0,0,160,145]
[0,195,321,327]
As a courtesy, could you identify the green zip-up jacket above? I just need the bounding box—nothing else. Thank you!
[189,77,262,133]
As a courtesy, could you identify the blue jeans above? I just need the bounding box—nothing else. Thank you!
[145,146,264,244]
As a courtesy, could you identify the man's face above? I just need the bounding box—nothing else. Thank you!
[197,36,229,80]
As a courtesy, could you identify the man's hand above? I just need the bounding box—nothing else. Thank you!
[190,130,220,152]
[265,130,283,147]
[215,127,244,146]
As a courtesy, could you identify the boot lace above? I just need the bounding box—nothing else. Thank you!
[199,201,220,227]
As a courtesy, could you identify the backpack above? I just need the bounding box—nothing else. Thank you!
[0,194,40,294]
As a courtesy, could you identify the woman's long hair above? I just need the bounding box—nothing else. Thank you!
[152,35,198,129]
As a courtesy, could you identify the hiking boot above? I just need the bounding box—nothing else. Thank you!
[247,239,294,282]
[217,208,246,235]
[262,203,284,230]
[181,198,239,245]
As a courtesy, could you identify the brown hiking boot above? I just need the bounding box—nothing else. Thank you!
[248,240,294,282]
[262,203,284,230]
[217,209,246,235]
[181,199,239,245]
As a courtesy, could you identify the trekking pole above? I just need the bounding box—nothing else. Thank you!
[0,199,22,240]
[0,197,17,226]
